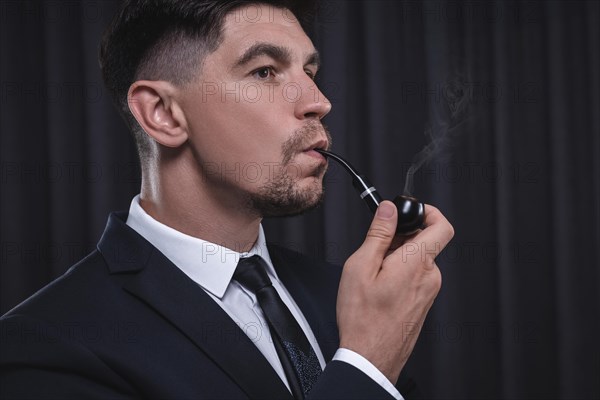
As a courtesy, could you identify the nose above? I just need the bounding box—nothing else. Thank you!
[292,76,332,120]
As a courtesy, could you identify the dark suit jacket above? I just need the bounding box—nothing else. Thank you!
[1,212,417,399]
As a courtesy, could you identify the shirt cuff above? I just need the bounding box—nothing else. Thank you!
[332,348,405,400]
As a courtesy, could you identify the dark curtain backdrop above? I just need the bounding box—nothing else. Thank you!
[1,1,599,399]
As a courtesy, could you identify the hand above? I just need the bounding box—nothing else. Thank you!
[336,200,454,384]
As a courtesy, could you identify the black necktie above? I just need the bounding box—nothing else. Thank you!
[234,255,321,399]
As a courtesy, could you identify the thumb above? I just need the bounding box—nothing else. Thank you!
[357,201,398,264]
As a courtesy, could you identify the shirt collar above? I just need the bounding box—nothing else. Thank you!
[125,195,277,298]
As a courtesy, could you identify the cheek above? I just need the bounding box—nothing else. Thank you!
[182,81,295,168]
[239,83,263,103]
[186,104,287,176]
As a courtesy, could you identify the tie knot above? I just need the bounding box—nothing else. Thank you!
[233,255,273,294]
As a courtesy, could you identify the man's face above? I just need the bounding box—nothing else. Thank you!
[178,4,332,217]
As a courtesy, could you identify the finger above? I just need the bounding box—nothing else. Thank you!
[407,204,455,257]
[354,201,398,269]
[386,204,454,266]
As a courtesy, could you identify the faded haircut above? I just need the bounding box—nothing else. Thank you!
[99,0,317,164]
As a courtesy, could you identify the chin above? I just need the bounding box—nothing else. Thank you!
[259,196,323,218]
[249,178,324,218]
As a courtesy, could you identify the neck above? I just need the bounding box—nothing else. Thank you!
[139,147,262,253]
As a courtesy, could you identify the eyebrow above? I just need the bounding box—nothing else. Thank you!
[232,42,321,70]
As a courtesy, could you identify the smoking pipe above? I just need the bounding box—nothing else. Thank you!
[315,149,424,235]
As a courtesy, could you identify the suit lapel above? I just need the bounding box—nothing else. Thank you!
[98,213,292,400]
[268,245,341,362]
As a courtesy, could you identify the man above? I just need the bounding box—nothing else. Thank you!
[0,1,454,399]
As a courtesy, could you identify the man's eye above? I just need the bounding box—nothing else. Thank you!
[253,66,274,80]
[305,69,316,80]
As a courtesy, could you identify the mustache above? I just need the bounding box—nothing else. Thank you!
[281,120,332,165]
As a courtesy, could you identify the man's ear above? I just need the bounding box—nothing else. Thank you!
[127,80,188,147]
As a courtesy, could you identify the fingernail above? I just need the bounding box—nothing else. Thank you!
[376,202,394,219]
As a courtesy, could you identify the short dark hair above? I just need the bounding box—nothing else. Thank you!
[99,0,317,164]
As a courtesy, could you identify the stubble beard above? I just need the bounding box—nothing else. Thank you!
[247,121,331,218]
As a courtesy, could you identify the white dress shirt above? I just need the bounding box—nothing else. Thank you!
[126,195,403,399]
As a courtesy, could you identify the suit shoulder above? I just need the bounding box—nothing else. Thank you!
[1,250,116,321]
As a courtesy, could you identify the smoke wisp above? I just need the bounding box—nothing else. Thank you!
[403,74,471,196]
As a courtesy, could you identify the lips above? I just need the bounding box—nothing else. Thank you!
[303,139,329,153]
[281,120,332,165]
